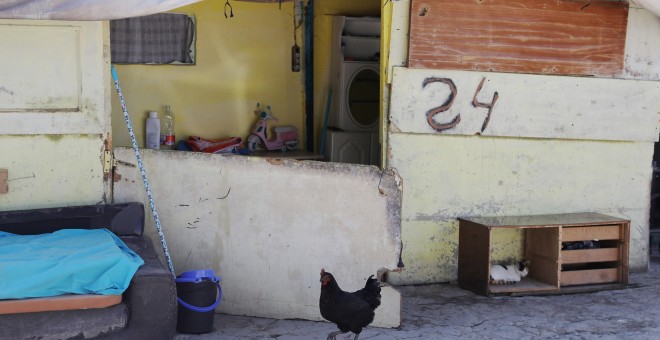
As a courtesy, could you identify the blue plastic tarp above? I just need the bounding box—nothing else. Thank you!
[0,229,144,300]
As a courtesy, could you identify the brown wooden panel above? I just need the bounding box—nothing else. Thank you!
[409,0,628,76]
[561,268,619,286]
[0,294,122,315]
[489,277,557,295]
[462,213,629,229]
[620,221,630,285]
[458,219,491,296]
[562,248,620,264]
[524,228,560,287]
[562,225,621,242]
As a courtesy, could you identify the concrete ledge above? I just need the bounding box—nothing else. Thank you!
[373,285,402,328]
[0,303,128,339]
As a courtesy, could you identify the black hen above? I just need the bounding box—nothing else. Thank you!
[319,269,381,340]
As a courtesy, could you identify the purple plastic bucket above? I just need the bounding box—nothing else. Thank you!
[175,269,222,334]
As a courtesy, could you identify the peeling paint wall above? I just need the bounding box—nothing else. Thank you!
[0,136,107,210]
[112,148,402,327]
[0,20,110,210]
[625,5,660,81]
[384,2,660,285]
[387,134,654,284]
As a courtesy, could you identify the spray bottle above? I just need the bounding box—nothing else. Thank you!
[145,111,160,149]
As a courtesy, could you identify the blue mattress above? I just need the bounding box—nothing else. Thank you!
[0,229,144,300]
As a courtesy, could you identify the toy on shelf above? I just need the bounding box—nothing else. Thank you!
[247,103,299,152]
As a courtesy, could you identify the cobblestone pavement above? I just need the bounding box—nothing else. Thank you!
[177,257,660,340]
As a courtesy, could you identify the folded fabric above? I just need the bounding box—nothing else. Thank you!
[185,136,244,154]
[0,229,144,299]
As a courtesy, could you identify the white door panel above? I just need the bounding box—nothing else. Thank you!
[0,20,110,209]
[0,20,109,135]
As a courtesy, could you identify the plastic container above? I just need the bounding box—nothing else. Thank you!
[176,269,222,334]
[145,111,160,150]
[160,105,176,150]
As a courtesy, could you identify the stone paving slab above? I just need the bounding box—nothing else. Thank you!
[176,258,660,340]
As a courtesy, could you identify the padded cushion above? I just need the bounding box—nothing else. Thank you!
[0,202,145,236]
[0,294,122,315]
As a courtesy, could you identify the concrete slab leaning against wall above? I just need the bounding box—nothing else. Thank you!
[113,148,403,328]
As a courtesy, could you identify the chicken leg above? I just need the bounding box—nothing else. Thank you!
[327,330,347,340]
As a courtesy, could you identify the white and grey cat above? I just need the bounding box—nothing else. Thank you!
[490,260,530,284]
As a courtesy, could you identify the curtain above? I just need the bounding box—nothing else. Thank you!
[0,0,203,20]
[111,13,195,64]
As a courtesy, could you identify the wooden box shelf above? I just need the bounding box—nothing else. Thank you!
[458,213,630,296]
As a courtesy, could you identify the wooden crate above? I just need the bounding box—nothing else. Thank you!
[458,213,630,296]
[560,222,630,287]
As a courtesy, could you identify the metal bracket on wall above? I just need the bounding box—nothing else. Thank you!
[103,151,115,175]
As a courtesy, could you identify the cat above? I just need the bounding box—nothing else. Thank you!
[490,260,530,285]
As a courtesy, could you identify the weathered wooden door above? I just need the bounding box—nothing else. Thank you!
[0,20,111,210]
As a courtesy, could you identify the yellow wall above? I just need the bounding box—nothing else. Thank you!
[111,0,380,151]
[111,1,304,148]
[387,134,654,284]
[383,2,660,285]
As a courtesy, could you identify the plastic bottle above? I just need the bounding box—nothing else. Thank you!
[145,111,160,150]
[160,105,176,150]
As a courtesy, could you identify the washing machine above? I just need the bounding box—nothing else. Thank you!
[325,130,371,165]
[329,61,380,132]
[324,129,380,166]
[325,16,380,165]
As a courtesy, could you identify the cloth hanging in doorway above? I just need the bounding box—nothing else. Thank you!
[0,0,203,20]
[111,13,195,64]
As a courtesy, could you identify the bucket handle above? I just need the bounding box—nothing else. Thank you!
[177,282,222,313]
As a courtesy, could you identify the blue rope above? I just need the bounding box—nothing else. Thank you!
[111,65,176,278]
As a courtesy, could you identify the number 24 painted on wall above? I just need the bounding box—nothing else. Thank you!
[423,77,499,133]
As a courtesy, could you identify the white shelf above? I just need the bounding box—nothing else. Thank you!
[341,36,380,61]
[343,17,380,37]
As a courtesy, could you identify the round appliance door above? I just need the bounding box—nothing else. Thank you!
[346,66,379,129]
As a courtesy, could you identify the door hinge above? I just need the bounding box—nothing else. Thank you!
[103,150,116,174]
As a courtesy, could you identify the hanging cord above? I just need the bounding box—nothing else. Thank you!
[293,1,302,42]
[111,65,176,279]
[224,0,234,18]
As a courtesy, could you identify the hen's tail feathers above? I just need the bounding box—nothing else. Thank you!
[358,275,382,309]
[365,275,380,290]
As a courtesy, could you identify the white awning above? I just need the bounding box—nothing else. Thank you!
[631,0,660,17]
[0,0,204,20]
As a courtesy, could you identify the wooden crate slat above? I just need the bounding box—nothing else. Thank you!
[561,268,619,286]
[562,248,620,264]
[562,225,621,242]
[489,277,557,295]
